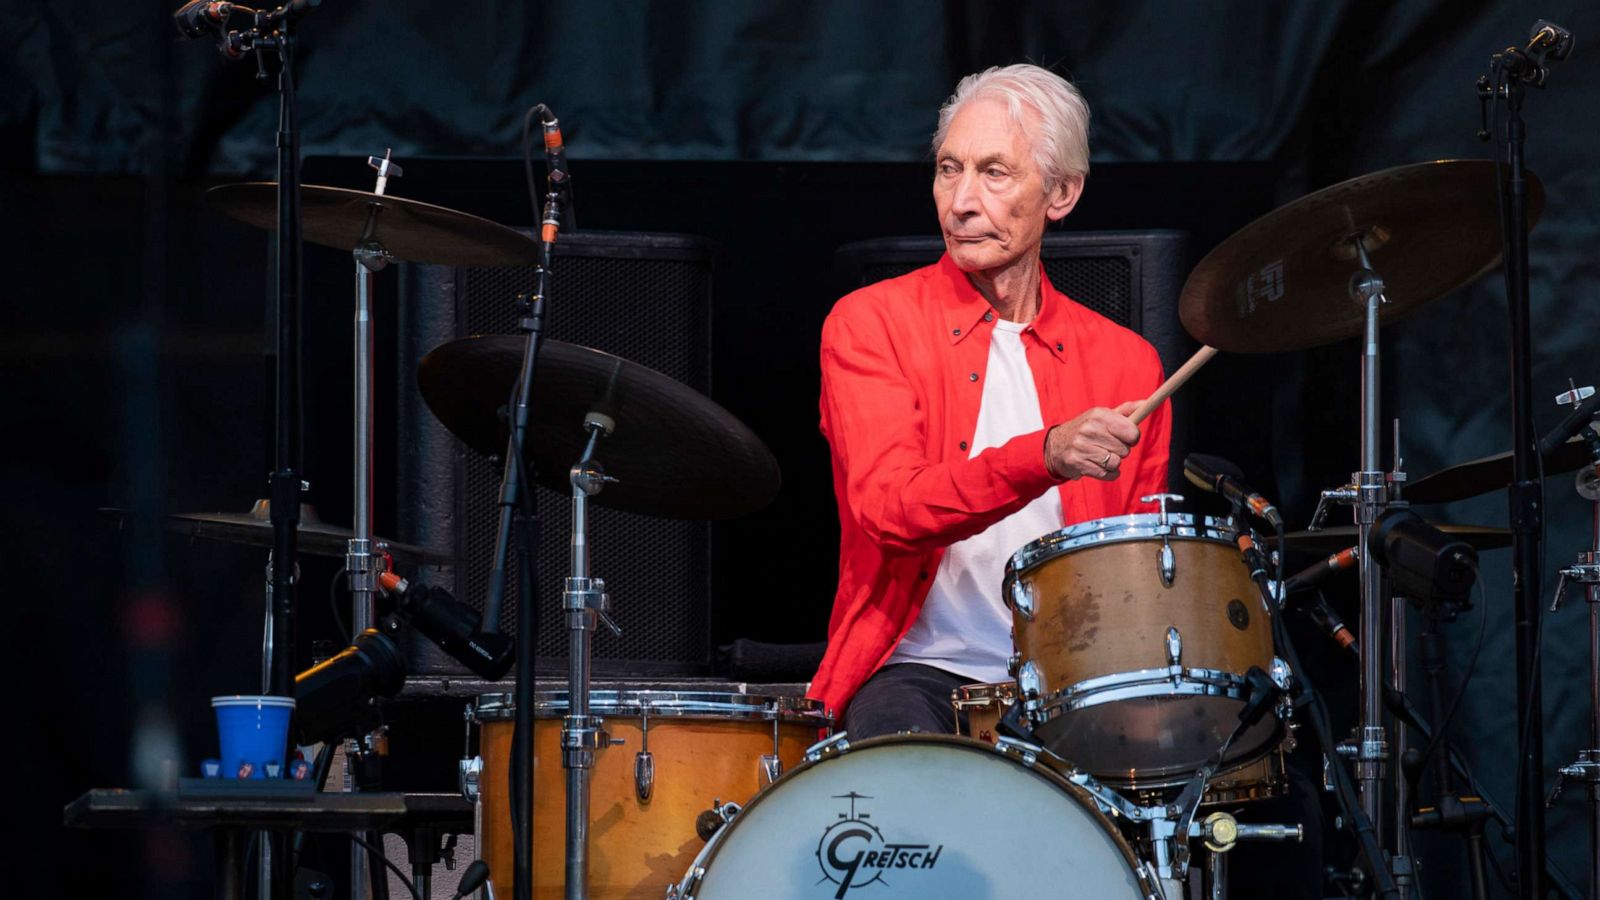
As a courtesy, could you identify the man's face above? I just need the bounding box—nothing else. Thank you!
[933,97,1082,275]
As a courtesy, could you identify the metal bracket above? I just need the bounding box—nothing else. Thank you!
[1309,487,1358,531]
[803,731,850,764]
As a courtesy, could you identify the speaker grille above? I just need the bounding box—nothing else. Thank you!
[407,231,716,675]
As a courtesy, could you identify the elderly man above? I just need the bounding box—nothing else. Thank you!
[808,64,1172,736]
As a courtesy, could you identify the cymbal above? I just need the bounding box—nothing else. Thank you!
[1284,523,1511,555]
[418,336,781,520]
[1406,436,1596,504]
[207,183,540,268]
[162,501,451,567]
[1180,160,1544,353]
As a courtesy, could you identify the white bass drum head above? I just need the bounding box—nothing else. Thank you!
[680,735,1150,900]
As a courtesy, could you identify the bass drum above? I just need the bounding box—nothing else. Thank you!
[670,734,1157,900]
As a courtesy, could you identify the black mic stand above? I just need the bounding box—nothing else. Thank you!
[177,4,320,898]
[1404,595,1493,900]
[486,103,566,900]
[1476,22,1572,896]
[499,206,552,900]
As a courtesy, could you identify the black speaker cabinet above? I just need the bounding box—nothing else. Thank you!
[834,231,1194,489]
[398,231,716,677]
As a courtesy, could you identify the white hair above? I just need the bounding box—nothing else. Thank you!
[933,64,1091,189]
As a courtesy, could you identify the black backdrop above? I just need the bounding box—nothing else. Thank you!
[5,2,1600,897]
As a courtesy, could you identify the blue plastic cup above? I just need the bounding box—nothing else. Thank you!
[212,695,295,779]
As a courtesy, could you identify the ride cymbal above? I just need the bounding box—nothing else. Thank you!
[418,336,781,520]
[1180,160,1543,353]
[207,183,540,268]
[1406,436,1596,504]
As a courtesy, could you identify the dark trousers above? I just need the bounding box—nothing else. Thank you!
[841,662,970,739]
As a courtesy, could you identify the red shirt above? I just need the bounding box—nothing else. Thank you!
[807,253,1172,717]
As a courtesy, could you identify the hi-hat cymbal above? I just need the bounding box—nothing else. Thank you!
[1283,523,1511,555]
[1406,436,1596,504]
[1180,160,1543,353]
[418,336,781,520]
[207,183,539,268]
[159,501,451,567]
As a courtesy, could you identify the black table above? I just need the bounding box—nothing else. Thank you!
[65,788,473,899]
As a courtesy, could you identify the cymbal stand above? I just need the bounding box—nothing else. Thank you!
[1547,415,1600,899]
[343,151,400,900]
[1309,238,1409,892]
[563,415,623,900]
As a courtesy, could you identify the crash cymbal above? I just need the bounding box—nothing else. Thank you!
[418,336,781,519]
[1180,160,1543,353]
[207,183,540,268]
[1406,435,1596,504]
[1284,523,1512,555]
[164,501,450,567]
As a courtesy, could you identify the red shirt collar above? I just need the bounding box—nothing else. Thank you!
[934,252,1072,361]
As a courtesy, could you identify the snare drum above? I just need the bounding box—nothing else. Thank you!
[1004,512,1286,787]
[954,681,1291,807]
[669,734,1158,900]
[474,683,830,900]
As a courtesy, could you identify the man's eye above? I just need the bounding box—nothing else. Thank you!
[986,167,1007,178]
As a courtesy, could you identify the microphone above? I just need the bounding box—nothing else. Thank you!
[1538,390,1600,457]
[1184,453,1284,529]
[1500,19,1576,87]
[1304,596,1359,654]
[1282,546,1360,595]
[378,572,516,681]
[173,0,232,38]
[450,860,491,900]
[537,106,575,241]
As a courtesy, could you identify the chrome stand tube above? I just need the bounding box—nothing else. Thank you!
[1351,246,1390,848]
[562,416,621,900]
[348,250,379,634]
[346,154,399,900]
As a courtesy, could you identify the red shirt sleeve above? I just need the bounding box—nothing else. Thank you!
[819,300,1060,555]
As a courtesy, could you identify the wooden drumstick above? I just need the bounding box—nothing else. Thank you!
[1129,345,1217,424]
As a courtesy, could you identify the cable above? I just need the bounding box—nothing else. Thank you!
[1261,526,1400,900]
[1413,575,1490,784]
[328,565,350,645]
[348,834,419,900]
[521,104,548,227]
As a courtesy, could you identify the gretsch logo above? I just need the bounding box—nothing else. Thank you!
[814,792,943,898]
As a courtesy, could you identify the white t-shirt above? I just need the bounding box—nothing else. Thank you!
[885,317,1064,682]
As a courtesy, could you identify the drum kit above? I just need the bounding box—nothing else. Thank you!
[146,8,1596,898]
[151,140,1600,900]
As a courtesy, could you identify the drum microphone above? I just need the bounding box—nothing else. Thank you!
[1282,546,1359,595]
[1278,546,1360,653]
[378,572,516,681]
[172,0,233,38]
[534,104,576,239]
[449,860,491,900]
[1183,453,1284,529]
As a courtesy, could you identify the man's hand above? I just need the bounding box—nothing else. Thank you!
[1044,401,1142,481]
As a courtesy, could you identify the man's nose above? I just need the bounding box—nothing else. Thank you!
[949,168,982,216]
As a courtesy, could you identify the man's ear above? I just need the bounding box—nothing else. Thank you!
[1046,174,1084,223]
